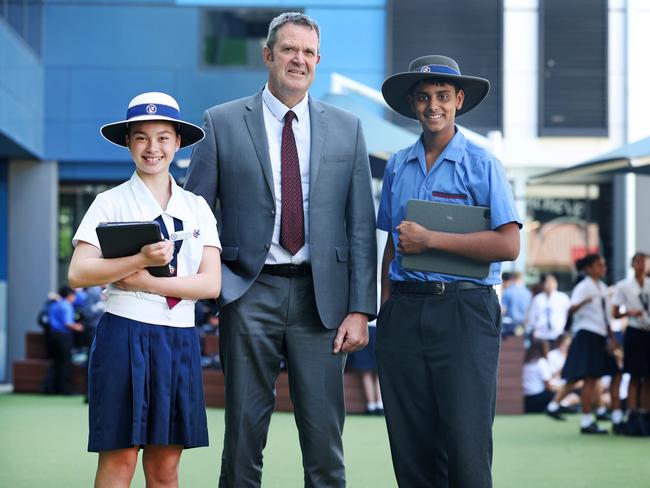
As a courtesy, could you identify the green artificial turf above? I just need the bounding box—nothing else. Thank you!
[1,394,648,487]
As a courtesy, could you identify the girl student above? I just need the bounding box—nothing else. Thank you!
[68,92,221,487]
[522,338,557,413]
[560,253,623,434]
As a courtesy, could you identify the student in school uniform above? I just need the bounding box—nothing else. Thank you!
[612,252,650,435]
[376,55,521,487]
[68,92,222,488]
[526,274,571,347]
[523,339,557,413]
[560,254,623,434]
[41,286,83,395]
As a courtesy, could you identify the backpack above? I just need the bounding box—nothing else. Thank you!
[37,300,55,331]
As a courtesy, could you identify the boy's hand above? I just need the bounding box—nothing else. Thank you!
[396,220,430,254]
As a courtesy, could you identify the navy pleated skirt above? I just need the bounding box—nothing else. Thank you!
[561,329,620,382]
[88,313,209,452]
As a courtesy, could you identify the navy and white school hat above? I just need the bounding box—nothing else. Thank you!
[381,55,490,119]
[100,92,205,148]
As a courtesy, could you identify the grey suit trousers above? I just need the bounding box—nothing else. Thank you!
[218,271,347,488]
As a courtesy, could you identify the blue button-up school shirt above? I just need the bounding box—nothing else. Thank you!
[48,299,75,334]
[377,129,521,285]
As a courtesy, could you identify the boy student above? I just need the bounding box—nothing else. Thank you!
[613,252,650,435]
[376,55,521,487]
[41,286,83,395]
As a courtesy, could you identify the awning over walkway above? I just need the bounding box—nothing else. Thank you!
[529,135,650,185]
[322,92,492,178]
[322,93,417,161]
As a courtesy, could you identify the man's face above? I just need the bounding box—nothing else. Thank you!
[264,23,320,103]
[408,81,464,138]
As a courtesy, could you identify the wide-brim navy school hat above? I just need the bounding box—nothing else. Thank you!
[381,55,490,119]
[100,92,205,148]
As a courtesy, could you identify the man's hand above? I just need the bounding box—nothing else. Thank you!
[332,312,369,354]
[114,269,154,292]
[396,221,431,254]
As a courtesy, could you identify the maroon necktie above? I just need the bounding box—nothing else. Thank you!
[280,110,305,255]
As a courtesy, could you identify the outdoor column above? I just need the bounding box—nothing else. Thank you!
[6,159,58,383]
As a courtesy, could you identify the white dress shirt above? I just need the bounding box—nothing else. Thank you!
[73,172,221,327]
[527,290,571,341]
[612,277,650,331]
[261,84,311,264]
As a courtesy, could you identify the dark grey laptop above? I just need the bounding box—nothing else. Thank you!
[401,199,492,279]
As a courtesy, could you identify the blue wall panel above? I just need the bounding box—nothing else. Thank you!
[177,0,384,6]
[0,160,7,280]
[0,21,44,157]
[43,0,386,181]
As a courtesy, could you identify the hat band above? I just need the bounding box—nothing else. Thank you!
[416,64,460,76]
[127,103,180,120]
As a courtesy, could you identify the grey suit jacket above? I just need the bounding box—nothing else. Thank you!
[185,90,377,329]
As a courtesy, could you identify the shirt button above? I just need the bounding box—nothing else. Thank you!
[264,244,270,250]
[270,209,276,216]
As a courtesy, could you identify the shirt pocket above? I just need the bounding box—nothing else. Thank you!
[430,190,468,202]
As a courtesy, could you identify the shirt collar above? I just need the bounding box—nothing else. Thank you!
[262,83,309,123]
[128,172,192,222]
[405,126,467,167]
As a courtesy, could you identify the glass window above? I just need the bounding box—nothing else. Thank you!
[4,0,42,57]
[539,0,607,136]
[58,184,114,286]
[7,0,25,38]
[389,0,503,135]
[26,0,42,56]
[202,8,302,68]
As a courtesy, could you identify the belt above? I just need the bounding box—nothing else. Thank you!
[391,280,493,295]
[261,263,311,278]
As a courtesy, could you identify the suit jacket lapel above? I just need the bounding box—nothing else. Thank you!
[308,96,327,194]
[244,90,275,199]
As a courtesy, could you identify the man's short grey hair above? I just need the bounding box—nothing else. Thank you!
[266,12,320,53]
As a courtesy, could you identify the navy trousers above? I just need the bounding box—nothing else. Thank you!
[376,285,501,488]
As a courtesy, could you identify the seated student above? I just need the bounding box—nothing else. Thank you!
[68,92,221,487]
[523,339,557,413]
[546,333,581,410]
[41,286,84,395]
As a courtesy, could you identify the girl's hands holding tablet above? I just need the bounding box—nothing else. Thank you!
[140,241,174,268]
[114,269,153,292]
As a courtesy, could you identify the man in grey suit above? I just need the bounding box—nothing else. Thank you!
[185,12,377,487]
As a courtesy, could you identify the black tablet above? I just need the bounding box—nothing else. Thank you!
[96,221,172,277]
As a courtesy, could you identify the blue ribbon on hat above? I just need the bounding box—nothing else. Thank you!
[127,103,180,120]
[417,64,460,76]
